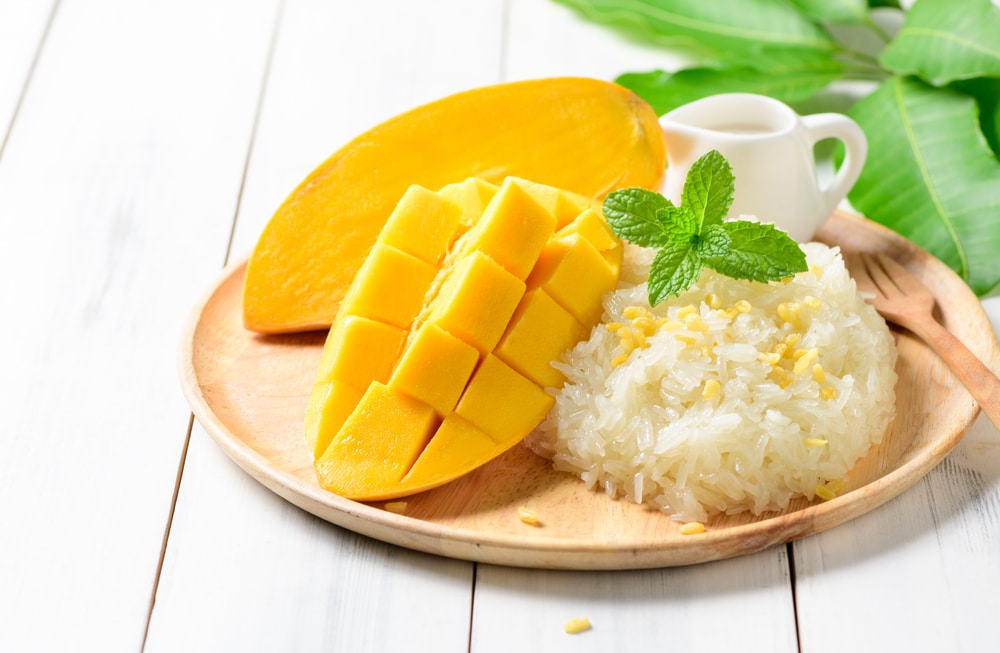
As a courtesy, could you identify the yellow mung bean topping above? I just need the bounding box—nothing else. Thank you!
[702,379,721,399]
[563,617,592,634]
[679,521,706,535]
[517,506,540,526]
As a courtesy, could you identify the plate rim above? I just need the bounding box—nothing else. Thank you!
[178,210,998,569]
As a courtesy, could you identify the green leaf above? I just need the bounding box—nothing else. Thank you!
[681,150,735,229]
[615,50,844,115]
[788,0,868,24]
[708,221,808,283]
[952,77,1000,160]
[846,77,1000,295]
[648,242,702,305]
[606,151,806,303]
[879,0,1000,85]
[602,188,672,248]
[658,206,698,243]
[694,224,732,259]
[552,0,835,56]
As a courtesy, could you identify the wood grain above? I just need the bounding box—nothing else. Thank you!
[178,211,1000,569]
[0,2,54,142]
[0,1,280,650]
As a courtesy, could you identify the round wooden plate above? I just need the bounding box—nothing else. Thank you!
[178,211,1000,569]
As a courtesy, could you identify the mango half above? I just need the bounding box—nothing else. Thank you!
[307,177,622,501]
[242,77,664,333]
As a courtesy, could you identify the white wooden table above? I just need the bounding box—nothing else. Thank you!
[2,2,998,651]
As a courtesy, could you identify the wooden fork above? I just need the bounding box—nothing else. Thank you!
[849,252,1000,429]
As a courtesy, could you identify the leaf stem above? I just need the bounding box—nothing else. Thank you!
[833,44,881,67]
[863,14,893,45]
[840,66,890,82]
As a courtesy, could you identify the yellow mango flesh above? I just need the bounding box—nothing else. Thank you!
[337,243,438,329]
[242,77,665,333]
[307,177,621,501]
[495,289,586,388]
[424,251,524,354]
[527,233,618,326]
[315,382,438,498]
[378,185,463,265]
[388,322,479,416]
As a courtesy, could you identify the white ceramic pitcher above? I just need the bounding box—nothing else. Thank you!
[659,93,867,243]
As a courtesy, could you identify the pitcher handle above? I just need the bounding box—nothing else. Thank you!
[801,113,868,217]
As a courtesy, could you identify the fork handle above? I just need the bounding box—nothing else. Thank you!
[912,317,1000,430]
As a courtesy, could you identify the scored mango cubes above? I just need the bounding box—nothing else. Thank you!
[305,176,622,501]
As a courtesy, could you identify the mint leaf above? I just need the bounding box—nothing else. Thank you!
[708,221,808,282]
[658,206,698,244]
[648,243,702,306]
[694,224,732,259]
[602,151,806,305]
[682,150,735,230]
[602,188,673,248]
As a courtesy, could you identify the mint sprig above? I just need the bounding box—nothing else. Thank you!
[603,150,808,306]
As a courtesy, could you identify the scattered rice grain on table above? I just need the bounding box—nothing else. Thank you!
[528,242,897,523]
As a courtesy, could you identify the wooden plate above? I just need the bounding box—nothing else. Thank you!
[178,211,1000,569]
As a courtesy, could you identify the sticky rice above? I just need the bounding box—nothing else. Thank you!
[528,242,897,522]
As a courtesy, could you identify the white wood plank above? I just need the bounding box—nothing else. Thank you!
[228,0,508,261]
[0,1,278,650]
[794,303,1000,652]
[0,1,54,141]
[145,424,475,653]
[471,550,798,652]
[148,0,505,649]
[467,4,800,651]
[504,0,692,82]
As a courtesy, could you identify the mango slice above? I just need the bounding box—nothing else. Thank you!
[307,177,622,501]
[242,77,665,333]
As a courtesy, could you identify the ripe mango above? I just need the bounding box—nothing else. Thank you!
[242,77,665,333]
[307,177,621,501]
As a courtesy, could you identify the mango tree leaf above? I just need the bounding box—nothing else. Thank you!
[552,0,835,56]
[616,49,843,115]
[879,0,1000,85]
[788,0,868,24]
[952,77,1000,160]
[846,77,1000,295]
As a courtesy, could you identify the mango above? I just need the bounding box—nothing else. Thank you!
[307,177,621,501]
[242,77,665,333]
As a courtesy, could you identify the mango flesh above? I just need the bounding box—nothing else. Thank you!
[242,77,665,333]
[307,177,622,501]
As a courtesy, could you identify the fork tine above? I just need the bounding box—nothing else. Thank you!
[846,253,877,295]
[862,253,895,296]
[872,252,925,296]
[848,252,892,297]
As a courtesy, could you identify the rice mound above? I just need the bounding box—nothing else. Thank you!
[528,242,898,522]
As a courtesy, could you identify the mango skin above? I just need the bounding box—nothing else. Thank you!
[242,77,665,333]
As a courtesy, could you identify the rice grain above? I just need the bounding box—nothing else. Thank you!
[528,243,897,522]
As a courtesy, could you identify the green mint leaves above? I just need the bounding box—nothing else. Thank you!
[602,150,807,306]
